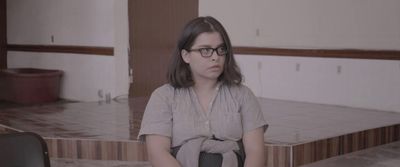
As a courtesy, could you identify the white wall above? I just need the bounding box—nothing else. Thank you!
[235,55,400,112]
[201,0,400,112]
[7,0,130,101]
[200,0,400,50]
[113,0,130,99]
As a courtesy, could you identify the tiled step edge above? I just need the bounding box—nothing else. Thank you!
[292,124,400,167]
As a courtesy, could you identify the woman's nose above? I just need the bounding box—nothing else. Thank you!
[210,51,219,61]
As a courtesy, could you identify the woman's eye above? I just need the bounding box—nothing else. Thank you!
[217,47,227,54]
[200,48,209,54]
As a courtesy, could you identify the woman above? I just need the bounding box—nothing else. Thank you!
[138,16,267,167]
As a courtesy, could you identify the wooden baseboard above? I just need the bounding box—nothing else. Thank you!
[7,44,114,56]
[233,47,400,60]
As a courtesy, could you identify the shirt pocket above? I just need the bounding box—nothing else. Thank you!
[220,109,243,140]
[172,102,197,138]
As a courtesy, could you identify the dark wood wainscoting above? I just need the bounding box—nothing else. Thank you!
[7,44,114,56]
[233,47,400,60]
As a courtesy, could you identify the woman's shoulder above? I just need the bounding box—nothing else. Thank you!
[223,83,253,94]
[220,83,256,102]
[153,83,193,97]
[150,84,191,103]
[152,84,175,96]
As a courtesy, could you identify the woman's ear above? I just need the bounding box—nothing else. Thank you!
[181,49,190,63]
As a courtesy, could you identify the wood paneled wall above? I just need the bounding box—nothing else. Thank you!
[0,0,6,69]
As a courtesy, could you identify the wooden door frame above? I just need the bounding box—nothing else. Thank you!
[0,0,6,69]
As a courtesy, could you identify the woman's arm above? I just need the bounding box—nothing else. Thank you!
[243,127,265,167]
[146,134,181,167]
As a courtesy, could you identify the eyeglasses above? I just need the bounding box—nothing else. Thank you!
[188,46,228,58]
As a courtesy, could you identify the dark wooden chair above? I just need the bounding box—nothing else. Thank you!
[0,132,51,167]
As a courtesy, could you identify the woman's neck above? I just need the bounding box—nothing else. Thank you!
[193,78,219,93]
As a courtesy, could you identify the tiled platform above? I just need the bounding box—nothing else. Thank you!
[0,97,399,167]
[48,141,400,167]
[260,99,400,167]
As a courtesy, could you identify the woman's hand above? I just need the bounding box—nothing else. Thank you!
[146,134,182,167]
[243,127,265,167]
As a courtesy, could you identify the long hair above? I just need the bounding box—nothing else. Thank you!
[167,16,242,88]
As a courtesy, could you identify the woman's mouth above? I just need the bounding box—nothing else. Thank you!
[209,65,221,69]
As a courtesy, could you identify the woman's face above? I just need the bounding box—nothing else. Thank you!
[181,32,226,83]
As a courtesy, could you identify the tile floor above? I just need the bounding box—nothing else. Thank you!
[48,141,400,167]
[1,97,399,145]
[1,97,400,167]
[261,98,400,145]
[0,97,148,140]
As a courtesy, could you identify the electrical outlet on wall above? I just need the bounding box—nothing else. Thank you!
[337,65,342,74]
[129,68,133,83]
[256,28,260,37]
[296,63,301,72]
[257,61,262,70]
[98,89,104,100]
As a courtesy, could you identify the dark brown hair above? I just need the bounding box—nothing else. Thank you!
[167,16,242,88]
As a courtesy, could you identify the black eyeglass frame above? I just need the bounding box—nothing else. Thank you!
[188,46,228,58]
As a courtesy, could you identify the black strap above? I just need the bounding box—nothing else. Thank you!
[170,139,245,167]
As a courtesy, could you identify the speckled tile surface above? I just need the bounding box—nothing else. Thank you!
[0,97,148,140]
[0,97,399,145]
[260,98,400,144]
[1,97,399,167]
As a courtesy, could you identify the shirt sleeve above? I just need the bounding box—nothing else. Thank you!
[240,85,268,134]
[137,85,173,141]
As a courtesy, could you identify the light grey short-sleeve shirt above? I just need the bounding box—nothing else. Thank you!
[138,83,267,147]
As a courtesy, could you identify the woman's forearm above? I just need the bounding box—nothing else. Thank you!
[146,135,181,167]
[149,150,181,167]
[244,151,265,167]
[243,127,266,167]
